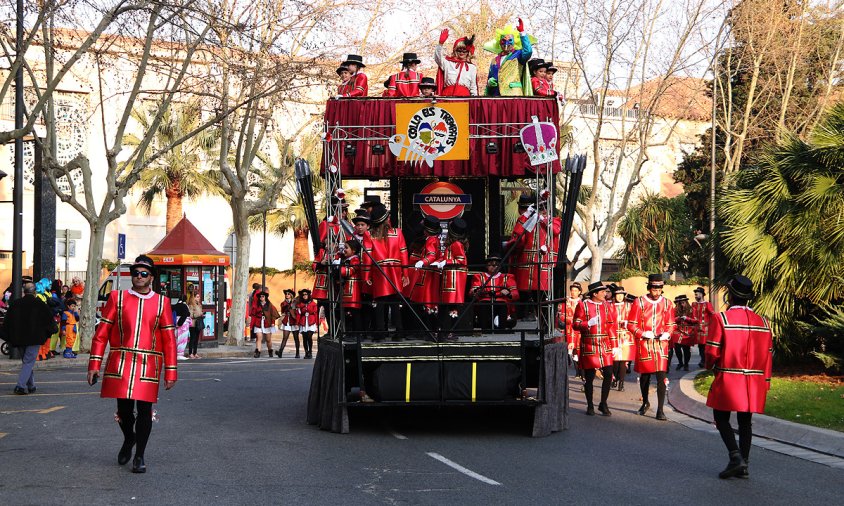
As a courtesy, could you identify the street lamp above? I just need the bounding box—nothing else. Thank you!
[289,214,297,291]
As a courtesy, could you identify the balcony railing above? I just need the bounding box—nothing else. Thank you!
[578,102,643,120]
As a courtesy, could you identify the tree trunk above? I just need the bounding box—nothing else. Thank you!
[165,190,183,233]
[293,229,311,264]
[225,205,251,346]
[79,220,108,351]
[589,248,604,281]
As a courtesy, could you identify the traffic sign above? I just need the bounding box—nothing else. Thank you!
[117,233,126,260]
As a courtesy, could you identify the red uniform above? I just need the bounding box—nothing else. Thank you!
[691,300,715,345]
[337,72,368,97]
[614,301,635,361]
[470,272,518,303]
[705,307,773,413]
[387,70,423,97]
[510,215,562,291]
[626,296,676,374]
[562,297,581,353]
[279,300,297,328]
[297,300,319,331]
[440,241,467,304]
[408,235,442,311]
[531,76,553,96]
[572,300,618,369]
[311,248,331,300]
[88,290,177,403]
[674,314,697,346]
[340,255,362,309]
[354,232,374,296]
[363,228,408,299]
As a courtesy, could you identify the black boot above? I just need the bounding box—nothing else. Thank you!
[132,455,146,473]
[118,437,135,465]
[586,404,595,416]
[598,402,612,416]
[268,349,274,358]
[739,455,749,478]
[637,402,650,415]
[618,380,625,392]
[718,450,747,479]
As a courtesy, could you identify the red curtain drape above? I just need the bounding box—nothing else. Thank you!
[322,97,562,177]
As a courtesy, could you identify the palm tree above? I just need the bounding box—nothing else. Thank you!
[127,100,219,232]
[719,102,844,361]
[618,192,688,273]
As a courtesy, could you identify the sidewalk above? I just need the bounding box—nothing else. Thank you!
[669,369,844,461]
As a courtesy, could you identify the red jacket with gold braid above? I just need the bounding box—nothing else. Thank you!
[691,300,715,345]
[409,235,442,310]
[510,215,562,292]
[673,312,697,346]
[440,240,467,304]
[705,306,773,413]
[558,296,582,353]
[340,255,362,309]
[471,272,518,303]
[296,299,319,329]
[626,295,675,373]
[531,76,554,96]
[311,248,331,300]
[88,290,177,403]
[573,299,618,369]
[614,301,635,361]
[363,228,408,299]
[337,72,368,97]
[387,70,423,97]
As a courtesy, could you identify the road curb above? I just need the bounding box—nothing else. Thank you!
[669,370,844,459]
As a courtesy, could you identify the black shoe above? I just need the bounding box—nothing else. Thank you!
[683,365,689,371]
[305,353,312,359]
[675,364,683,370]
[655,411,667,421]
[276,349,283,358]
[131,456,146,473]
[598,403,612,416]
[618,381,624,392]
[118,438,135,465]
[611,380,618,389]
[295,353,300,358]
[739,457,750,479]
[253,349,260,358]
[698,362,705,368]
[637,402,650,415]
[13,386,27,395]
[586,405,595,416]
[27,386,36,394]
[718,451,747,479]
[268,349,274,358]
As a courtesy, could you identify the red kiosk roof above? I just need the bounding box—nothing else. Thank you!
[146,216,230,266]
[322,97,562,178]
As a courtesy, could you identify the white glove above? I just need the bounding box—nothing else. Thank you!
[522,204,535,218]
[612,347,620,359]
[642,331,656,340]
[523,212,539,233]
[587,316,599,327]
[435,260,446,269]
[659,332,671,341]
[414,260,424,269]
[331,258,341,265]
[334,95,343,99]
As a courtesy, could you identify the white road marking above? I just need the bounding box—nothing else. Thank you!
[426,452,501,486]
[390,431,408,440]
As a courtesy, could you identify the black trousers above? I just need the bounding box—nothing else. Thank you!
[301,331,314,355]
[373,295,403,339]
[639,371,667,412]
[344,308,363,335]
[674,344,691,366]
[188,327,200,355]
[713,409,753,460]
[584,365,613,407]
[698,344,706,365]
[612,361,628,385]
[116,399,153,458]
[475,302,507,330]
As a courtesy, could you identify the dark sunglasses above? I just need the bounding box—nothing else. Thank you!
[131,270,151,278]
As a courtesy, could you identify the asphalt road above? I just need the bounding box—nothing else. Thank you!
[1,358,842,505]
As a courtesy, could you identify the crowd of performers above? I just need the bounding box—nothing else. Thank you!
[334,18,563,99]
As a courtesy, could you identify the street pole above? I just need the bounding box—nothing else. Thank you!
[65,229,70,285]
[261,210,267,291]
[709,22,723,312]
[11,0,24,299]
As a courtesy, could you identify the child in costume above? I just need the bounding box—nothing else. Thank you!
[335,55,368,98]
[529,59,554,96]
[336,65,350,95]
[484,18,534,96]
[435,30,478,96]
[387,53,423,97]
[419,77,437,98]
[60,299,80,358]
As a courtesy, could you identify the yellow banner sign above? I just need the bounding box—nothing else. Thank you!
[391,102,470,167]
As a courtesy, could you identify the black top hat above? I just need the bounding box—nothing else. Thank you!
[449,218,468,238]
[329,196,349,208]
[625,293,637,303]
[419,77,437,89]
[370,204,389,225]
[336,65,349,76]
[528,58,546,72]
[611,284,627,295]
[131,254,156,274]
[343,54,366,68]
[727,275,755,300]
[422,215,441,235]
[546,65,558,74]
[674,294,689,303]
[485,252,503,263]
[693,286,706,295]
[283,289,295,296]
[352,210,370,224]
[518,193,535,207]
[647,273,664,287]
[570,282,582,291]
[586,281,606,296]
[362,195,381,206]
[298,288,312,296]
[400,52,421,65]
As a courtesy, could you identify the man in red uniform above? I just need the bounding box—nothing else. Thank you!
[409,216,442,321]
[471,253,519,330]
[706,275,773,479]
[335,54,368,98]
[352,210,374,334]
[439,218,469,340]
[339,241,363,334]
[626,273,675,421]
[87,255,177,473]
[692,286,714,367]
[673,294,696,371]
[573,282,618,416]
[611,284,634,391]
[561,282,582,372]
[386,53,423,97]
[363,204,409,341]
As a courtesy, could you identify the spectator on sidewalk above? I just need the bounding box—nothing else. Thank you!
[187,292,203,359]
[172,295,191,360]
[3,282,58,395]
